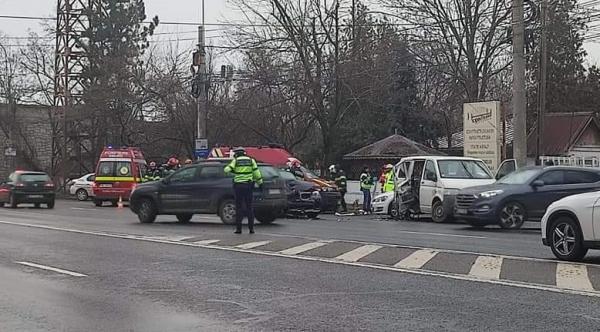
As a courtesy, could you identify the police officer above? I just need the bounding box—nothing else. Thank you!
[224,147,263,234]
[360,166,374,214]
[382,164,395,193]
[333,164,348,212]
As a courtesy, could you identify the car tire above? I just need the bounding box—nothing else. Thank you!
[47,200,55,209]
[94,199,103,207]
[137,199,157,224]
[388,200,400,219]
[176,214,193,223]
[306,212,319,219]
[34,203,41,209]
[76,189,89,201]
[111,200,119,207]
[256,213,276,224]
[219,199,236,225]
[8,194,17,208]
[549,216,588,261]
[431,200,447,223]
[0,202,4,207]
[498,202,526,229]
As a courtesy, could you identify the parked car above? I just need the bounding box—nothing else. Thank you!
[0,171,55,209]
[455,166,600,229]
[392,156,496,223]
[372,191,396,217]
[278,169,321,219]
[69,173,95,201]
[541,191,600,261]
[129,161,288,224]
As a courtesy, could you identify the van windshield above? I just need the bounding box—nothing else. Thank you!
[437,160,492,179]
[97,161,132,178]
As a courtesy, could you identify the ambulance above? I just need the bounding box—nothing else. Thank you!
[93,147,147,207]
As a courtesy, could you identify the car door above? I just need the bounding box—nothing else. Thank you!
[195,165,228,212]
[563,170,600,195]
[496,159,517,181]
[527,170,567,219]
[419,160,438,213]
[159,166,200,213]
[0,173,14,202]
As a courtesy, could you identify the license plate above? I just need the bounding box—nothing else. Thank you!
[99,184,112,188]
[268,189,281,195]
[456,208,467,215]
[28,195,43,198]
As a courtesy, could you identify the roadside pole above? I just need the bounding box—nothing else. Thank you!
[512,0,527,166]
[193,0,209,160]
[537,0,548,162]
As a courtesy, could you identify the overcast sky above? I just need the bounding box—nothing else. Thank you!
[1,0,600,65]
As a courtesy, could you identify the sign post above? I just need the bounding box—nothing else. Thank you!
[463,101,502,172]
[194,139,209,160]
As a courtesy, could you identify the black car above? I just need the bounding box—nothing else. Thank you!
[129,161,288,224]
[278,169,321,218]
[454,166,600,229]
[0,171,56,209]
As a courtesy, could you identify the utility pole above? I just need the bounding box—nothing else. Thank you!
[512,0,527,166]
[536,0,548,162]
[192,0,208,160]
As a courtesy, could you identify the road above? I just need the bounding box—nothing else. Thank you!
[1,200,600,331]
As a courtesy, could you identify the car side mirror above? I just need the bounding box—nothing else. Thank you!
[532,180,545,188]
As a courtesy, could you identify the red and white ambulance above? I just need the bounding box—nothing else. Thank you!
[93,147,146,207]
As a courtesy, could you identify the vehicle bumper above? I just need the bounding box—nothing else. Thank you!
[255,197,288,213]
[454,207,498,225]
[542,238,549,246]
[287,198,321,213]
[443,195,455,217]
[12,192,55,203]
[373,199,392,215]
[320,191,341,212]
[94,190,132,201]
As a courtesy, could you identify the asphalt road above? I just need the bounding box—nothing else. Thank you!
[2,200,600,331]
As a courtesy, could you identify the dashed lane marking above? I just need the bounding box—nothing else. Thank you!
[16,261,87,277]
[335,244,383,262]
[469,256,503,279]
[148,235,196,242]
[394,249,438,269]
[192,239,221,245]
[235,240,272,250]
[556,263,594,291]
[278,241,329,255]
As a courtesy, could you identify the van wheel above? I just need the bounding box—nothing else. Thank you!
[219,199,236,225]
[94,199,103,207]
[137,199,157,224]
[431,200,447,223]
[176,214,193,223]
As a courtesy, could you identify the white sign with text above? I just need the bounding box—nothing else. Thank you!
[463,101,502,172]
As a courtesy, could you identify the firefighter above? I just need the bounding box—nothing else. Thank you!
[360,166,374,214]
[382,164,395,193]
[143,161,161,182]
[163,157,179,177]
[224,147,263,234]
[333,164,348,212]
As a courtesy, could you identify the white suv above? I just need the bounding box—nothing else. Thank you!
[542,191,600,261]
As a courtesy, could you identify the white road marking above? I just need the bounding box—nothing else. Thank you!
[148,235,195,242]
[71,207,98,211]
[335,244,382,262]
[192,239,221,245]
[279,241,328,255]
[393,230,487,239]
[394,249,438,269]
[469,256,503,279]
[556,263,594,291]
[16,261,87,277]
[2,220,600,298]
[236,240,272,250]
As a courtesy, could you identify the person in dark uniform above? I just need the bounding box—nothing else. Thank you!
[334,164,348,212]
[224,147,263,234]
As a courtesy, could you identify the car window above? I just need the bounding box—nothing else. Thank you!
[199,166,225,179]
[97,161,132,178]
[258,166,280,180]
[496,160,516,180]
[396,162,407,180]
[169,167,198,183]
[537,170,564,185]
[19,174,50,182]
[87,175,95,182]
[424,160,437,182]
[564,171,600,184]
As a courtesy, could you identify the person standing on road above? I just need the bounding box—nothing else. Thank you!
[334,164,348,212]
[360,166,374,214]
[224,147,263,234]
[382,164,395,193]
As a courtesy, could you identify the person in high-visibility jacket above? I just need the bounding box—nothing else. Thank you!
[360,166,374,214]
[382,164,395,193]
[143,161,162,182]
[224,147,263,234]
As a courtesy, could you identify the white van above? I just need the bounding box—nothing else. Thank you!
[394,156,496,223]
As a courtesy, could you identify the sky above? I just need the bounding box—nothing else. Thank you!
[1,0,600,65]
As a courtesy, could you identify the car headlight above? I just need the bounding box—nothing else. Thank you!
[479,190,503,198]
[444,189,459,196]
[311,191,321,199]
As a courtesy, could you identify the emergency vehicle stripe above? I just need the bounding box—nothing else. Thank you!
[99,158,131,162]
[95,176,136,182]
[216,149,223,157]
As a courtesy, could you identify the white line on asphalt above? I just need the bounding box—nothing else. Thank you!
[394,249,438,269]
[469,256,503,279]
[235,240,272,250]
[148,235,196,242]
[192,239,221,245]
[1,220,600,298]
[16,261,87,277]
[394,230,487,239]
[335,244,382,262]
[279,241,328,255]
[71,207,98,211]
[556,263,595,291]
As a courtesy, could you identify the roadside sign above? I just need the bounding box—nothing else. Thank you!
[195,139,208,150]
[195,148,210,159]
[4,147,16,157]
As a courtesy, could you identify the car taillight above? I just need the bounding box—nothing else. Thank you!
[45,182,55,188]
[16,183,24,187]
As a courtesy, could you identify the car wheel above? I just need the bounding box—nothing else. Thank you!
[256,213,276,224]
[431,200,447,223]
[47,200,55,209]
[306,212,319,219]
[111,200,119,207]
[498,202,526,229]
[76,189,89,201]
[549,216,588,261]
[94,199,103,207]
[219,199,236,225]
[137,199,157,224]
[176,214,193,223]
[34,203,41,209]
[8,194,17,208]
[388,200,400,219]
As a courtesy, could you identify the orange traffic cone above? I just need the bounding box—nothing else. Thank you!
[117,196,124,209]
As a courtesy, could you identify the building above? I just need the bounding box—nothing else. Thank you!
[343,134,444,178]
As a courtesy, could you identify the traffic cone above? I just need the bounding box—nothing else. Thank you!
[117,196,124,209]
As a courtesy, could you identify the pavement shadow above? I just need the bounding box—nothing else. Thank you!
[456,226,541,234]
[145,221,283,228]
